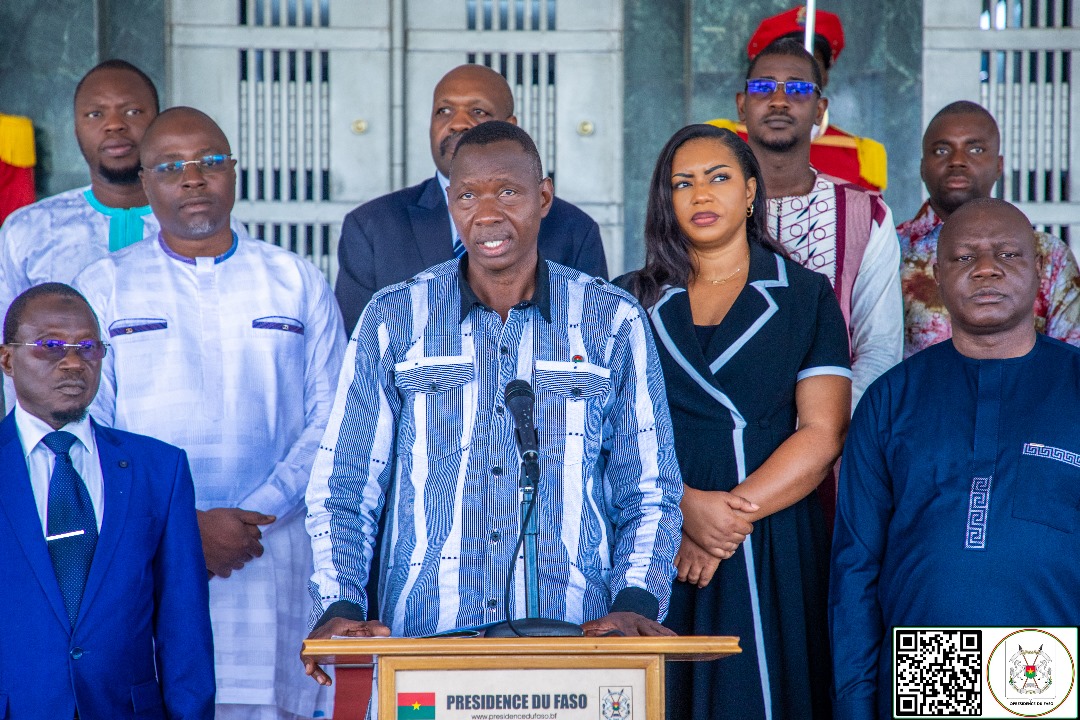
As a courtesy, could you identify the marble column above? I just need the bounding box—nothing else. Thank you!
[622,0,925,269]
[0,0,164,197]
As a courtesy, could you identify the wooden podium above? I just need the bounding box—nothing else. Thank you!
[303,635,739,720]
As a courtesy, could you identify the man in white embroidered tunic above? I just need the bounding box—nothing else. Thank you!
[75,107,346,720]
[303,121,683,687]
[737,39,902,411]
[831,199,1080,719]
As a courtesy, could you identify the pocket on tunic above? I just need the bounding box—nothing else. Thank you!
[533,360,611,466]
[533,360,612,397]
[108,318,181,397]
[1014,443,1080,533]
[394,355,476,459]
[394,354,474,393]
[251,315,305,335]
[108,317,168,339]
[390,354,470,395]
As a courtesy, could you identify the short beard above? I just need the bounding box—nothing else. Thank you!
[757,135,799,154]
[935,190,978,216]
[182,219,217,239]
[98,162,142,186]
[51,406,89,427]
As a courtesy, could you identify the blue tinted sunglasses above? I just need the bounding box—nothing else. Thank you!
[5,339,109,361]
[745,79,820,97]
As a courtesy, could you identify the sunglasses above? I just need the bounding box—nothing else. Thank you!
[143,154,234,179]
[745,79,820,97]
[5,339,109,362]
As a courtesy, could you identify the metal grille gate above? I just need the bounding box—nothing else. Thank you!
[167,0,624,281]
[924,0,1080,248]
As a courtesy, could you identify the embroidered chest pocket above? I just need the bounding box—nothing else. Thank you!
[109,318,168,340]
[1014,443,1080,533]
[251,315,305,335]
[107,319,173,382]
[533,359,611,466]
[394,354,476,459]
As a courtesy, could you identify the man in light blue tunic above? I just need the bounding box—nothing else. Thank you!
[0,60,159,412]
[831,198,1080,720]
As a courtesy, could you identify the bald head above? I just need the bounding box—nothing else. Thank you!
[437,65,514,114]
[937,198,1034,260]
[936,198,1040,356]
[429,64,517,177]
[138,106,237,251]
[140,107,231,165]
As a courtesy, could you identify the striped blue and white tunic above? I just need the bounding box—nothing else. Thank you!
[307,257,683,637]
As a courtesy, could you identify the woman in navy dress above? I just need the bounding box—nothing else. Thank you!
[616,125,851,720]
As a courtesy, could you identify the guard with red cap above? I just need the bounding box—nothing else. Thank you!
[708,5,888,192]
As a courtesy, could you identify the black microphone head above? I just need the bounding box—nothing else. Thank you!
[504,379,534,408]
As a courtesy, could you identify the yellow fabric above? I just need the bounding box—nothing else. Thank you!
[706,118,744,133]
[706,116,888,191]
[813,134,859,149]
[855,136,888,191]
[0,114,35,167]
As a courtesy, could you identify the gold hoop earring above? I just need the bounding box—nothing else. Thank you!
[746,205,754,218]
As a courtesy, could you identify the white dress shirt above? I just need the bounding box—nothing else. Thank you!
[437,170,461,249]
[13,401,104,532]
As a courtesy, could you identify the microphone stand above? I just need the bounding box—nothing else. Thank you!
[519,454,541,619]
[486,427,581,638]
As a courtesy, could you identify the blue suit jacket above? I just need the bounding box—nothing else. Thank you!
[334,175,609,334]
[0,413,214,720]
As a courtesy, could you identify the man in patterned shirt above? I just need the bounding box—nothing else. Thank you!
[899,100,1080,356]
[737,39,903,413]
[303,121,683,685]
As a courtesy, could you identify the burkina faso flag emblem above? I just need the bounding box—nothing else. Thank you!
[398,692,436,720]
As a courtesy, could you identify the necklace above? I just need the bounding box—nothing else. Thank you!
[702,251,750,285]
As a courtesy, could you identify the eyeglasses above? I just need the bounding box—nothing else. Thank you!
[143,154,234,178]
[745,79,820,97]
[4,339,109,362]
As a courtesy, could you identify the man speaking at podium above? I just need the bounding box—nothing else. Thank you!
[304,121,683,683]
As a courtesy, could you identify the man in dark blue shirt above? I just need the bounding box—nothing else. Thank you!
[830,198,1080,719]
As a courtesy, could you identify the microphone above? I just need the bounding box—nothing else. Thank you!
[505,379,539,463]
[485,379,582,638]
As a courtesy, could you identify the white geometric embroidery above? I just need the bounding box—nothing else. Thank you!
[965,475,993,550]
[1022,442,1080,469]
[770,176,838,286]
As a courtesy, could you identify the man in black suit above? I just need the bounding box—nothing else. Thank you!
[334,63,608,333]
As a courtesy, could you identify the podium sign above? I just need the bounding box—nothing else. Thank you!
[303,636,740,720]
[393,664,648,720]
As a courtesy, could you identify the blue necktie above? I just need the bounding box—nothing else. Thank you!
[43,431,98,626]
[452,233,467,259]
